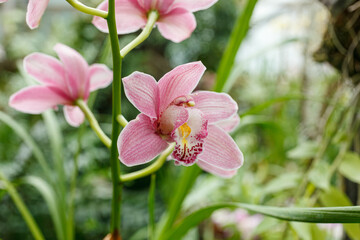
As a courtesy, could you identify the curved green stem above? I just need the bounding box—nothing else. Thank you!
[120,143,175,182]
[107,0,123,235]
[0,172,45,240]
[66,0,108,18]
[116,114,129,127]
[75,99,111,148]
[120,11,159,58]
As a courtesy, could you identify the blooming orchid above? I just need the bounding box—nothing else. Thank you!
[118,61,243,178]
[0,0,49,29]
[92,0,218,43]
[9,43,113,127]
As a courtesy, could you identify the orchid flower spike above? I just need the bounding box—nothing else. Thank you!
[9,43,113,127]
[0,0,49,29]
[92,0,218,43]
[118,61,243,178]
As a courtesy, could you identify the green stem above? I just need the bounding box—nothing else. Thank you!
[120,143,175,182]
[76,99,111,148]
[107,0,123,235]
[148,174,156,240]
[0,172,45,240]
[66,0,108,18]
[116,114,129,127]
[120,11,159,58]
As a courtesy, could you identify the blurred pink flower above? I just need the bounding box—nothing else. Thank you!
[212,209,263,239]
[118,61,243,178]
[9,44,113,127]
[92,0,218,42]
[0,0,49,29]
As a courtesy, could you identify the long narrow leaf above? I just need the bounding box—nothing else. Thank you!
[0,172,45,240]
[0,111,52,179]
[213,0,258,92]
[165,203,360,240]
[23,176,66,240]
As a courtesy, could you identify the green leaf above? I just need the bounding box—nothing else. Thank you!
[23,176,66,240]
[263,172,301,195]
[213,0,258,93]
[0,172,45,240]
[308,162,331,191]
[320,187,360,240]
[339,152,360,184]
[0,111,52,179]
[164,203,360,240]
[287,141,318,160]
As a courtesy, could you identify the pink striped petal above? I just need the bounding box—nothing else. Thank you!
[26,0,49,29]
[63,106,85,127]
[216,114,240,133]
[157,8,196,42]
[89,64,113,92]
[92,0,147,34]
[173,0,218,12]
[191,91,238,123]
[9,86,71,114]
[0,0,8,3]
[198,124,243,170]
[123,72,159,118]
[137,0,176,13]
[24,53,67,89]
[197,160,237,178]
[158,62,205,114]
[118,114,169,166]
[53,44,89,100]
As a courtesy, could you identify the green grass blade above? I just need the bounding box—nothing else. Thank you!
[23,176,66,240]
[0,111,52,180]
[0,172,45,240]
[213,0,258,93]
[165,203,360,240]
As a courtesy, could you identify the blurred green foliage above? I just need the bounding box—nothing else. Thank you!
[0,0,360,240]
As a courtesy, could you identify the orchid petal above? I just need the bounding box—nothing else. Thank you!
[191,91,238,123]
[9,86,71,114]
[63,106,85,127]
[216,114,240,133]
[118,114,168,166]
[89,64,113,92]
[173,0,218,12]
[197,160,237,178]
[24,53,66,89]
[198,124,243,170]
[53,43,89,100]
[123,72,159,118]
[26,0,49,29]
[157,8,196,42]
[158,61,205,114]
[171,108,208,166]
[137,0,176,13]
[92,0,146,34]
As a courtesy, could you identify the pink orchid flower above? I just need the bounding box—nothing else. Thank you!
[0,0,49,29]
[92,0,218,43]
[118,61,243,178]
[9,43,113,127]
